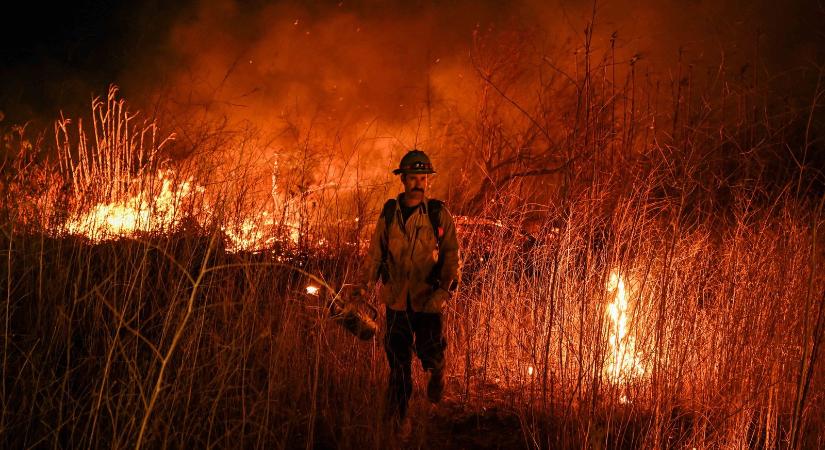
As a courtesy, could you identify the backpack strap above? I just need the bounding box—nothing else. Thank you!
[427,199,444,248]
[377,199,397,283]
[381,199,397,230]
[426,199,447,290]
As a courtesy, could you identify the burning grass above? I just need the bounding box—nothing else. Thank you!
[454,193,825,448]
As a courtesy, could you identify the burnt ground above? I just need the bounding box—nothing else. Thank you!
[404,397,530,450]
[391,377,540,450]
[385,376,654,450]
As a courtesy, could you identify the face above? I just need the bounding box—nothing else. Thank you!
[401,173,428,205]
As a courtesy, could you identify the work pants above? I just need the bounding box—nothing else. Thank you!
[384,305,446,419]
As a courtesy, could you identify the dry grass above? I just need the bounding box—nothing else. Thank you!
[1,183,822,449]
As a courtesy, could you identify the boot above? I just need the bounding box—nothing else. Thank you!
[427,367,444,403]
[397,415,412,442]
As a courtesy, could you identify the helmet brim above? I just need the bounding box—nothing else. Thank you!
[393,168,436,175]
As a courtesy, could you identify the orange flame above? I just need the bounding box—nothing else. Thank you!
[64,170,198,239]
[62,168,304,253]
[605,269,645,384]
[305,285,320,296]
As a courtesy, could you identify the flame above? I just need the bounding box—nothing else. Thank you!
[221,214,302,253]
[222,213,278,253]
[305,285,320,296]
[604,269,645,384]
[527,365,535,376]
[51,92,330,254]
[64,170,198,239]
[61,168,307,253]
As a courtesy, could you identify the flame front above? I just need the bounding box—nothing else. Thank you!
[64,171,197,239]
[61,168,306,253]
[604,269,645,384]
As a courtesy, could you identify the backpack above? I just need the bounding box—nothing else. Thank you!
[378,199,445,286]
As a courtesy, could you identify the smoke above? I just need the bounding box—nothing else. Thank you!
[139,1,500,133]
[118,0,518,195]
[3,0,821,128]
[2,0,822,200]
[127,0,822,131]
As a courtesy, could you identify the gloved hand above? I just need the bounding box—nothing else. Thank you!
[422,287,449,313]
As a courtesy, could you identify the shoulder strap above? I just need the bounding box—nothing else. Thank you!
[377,199,397,283]
[381,199,397,230]
[426,199,447,290]
[382,198,442,244]
[427,199,444,247]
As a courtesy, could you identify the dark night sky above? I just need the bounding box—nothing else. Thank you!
[0,0,193,124]
[1,0,824,127]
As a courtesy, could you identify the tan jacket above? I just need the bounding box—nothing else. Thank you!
[361,195,460,312]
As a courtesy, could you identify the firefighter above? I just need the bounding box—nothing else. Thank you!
[354,149,460,438]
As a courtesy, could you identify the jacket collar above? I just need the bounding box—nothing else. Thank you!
[397,193,429,215]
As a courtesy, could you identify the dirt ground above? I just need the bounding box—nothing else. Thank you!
[396,377,533,450]
[414,402,529,449]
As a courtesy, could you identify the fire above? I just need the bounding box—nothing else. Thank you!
[52,88,312,253]
[61,168,303,253]
[221,213,280,253]
[305,285,320,296]
[604,269,645,384]
[64,170,198,239]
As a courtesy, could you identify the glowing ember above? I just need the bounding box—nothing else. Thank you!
[222,213,279,253]
[305,285,320,296]
[604,269,645,383]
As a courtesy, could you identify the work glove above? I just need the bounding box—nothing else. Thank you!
[421,287,449,313]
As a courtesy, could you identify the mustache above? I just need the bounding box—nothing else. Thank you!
[411,187,424,193]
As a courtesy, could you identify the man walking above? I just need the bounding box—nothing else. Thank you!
[356,149,460,437]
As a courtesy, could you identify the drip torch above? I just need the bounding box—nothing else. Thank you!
[306,283,378,340]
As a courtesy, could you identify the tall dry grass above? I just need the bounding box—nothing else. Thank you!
[2,178,822,449]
